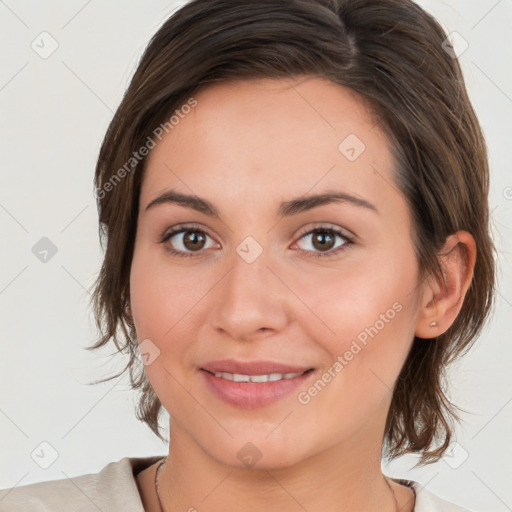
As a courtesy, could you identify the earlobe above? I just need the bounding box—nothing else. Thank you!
[415,231,476,339]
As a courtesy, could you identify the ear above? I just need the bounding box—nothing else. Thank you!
[415,231,476,339]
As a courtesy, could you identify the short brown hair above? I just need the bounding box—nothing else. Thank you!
[88,0,496,465]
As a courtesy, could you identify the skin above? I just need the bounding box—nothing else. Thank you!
[130,76,476,512]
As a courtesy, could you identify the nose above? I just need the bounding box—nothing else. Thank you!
[208,245,290,342]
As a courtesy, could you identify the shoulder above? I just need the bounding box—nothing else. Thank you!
[397,478,476,512]
[0,455,164,512]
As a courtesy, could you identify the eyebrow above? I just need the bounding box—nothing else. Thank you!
[144,188,379,217]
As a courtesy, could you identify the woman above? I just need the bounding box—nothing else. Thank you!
[0,0,496,510]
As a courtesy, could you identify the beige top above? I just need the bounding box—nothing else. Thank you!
[0,456,473,511]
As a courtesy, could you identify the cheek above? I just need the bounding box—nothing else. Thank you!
[129,252,197,411]
[295,270,418,442]
[130,245,204,337]
[292,247,419,374]
[129,248,218,389]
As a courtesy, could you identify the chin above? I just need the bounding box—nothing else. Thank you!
[200,432,313,471]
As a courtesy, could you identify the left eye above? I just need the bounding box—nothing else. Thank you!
[294,227,351,257]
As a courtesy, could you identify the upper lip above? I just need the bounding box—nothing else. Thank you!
[200,359,314,375]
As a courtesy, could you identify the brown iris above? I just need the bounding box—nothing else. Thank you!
[183,230,206,251]
[310,230,336,252]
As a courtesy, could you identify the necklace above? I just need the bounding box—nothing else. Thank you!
[154,458,400,512]
[155,458,166,512]
[385,476,400,512]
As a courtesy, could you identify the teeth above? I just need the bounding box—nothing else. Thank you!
[213,371,303,382]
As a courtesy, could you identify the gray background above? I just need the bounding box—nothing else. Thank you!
[0,1,511,510]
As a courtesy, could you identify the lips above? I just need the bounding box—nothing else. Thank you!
[200,359,314,376]
[199,359,316,408]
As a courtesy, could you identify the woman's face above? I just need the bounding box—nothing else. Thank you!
[130,77,425,469]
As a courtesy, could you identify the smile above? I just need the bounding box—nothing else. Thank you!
[205,370,305,382]
[201,368,315,408]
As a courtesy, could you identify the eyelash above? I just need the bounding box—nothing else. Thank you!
[158,223,354,259]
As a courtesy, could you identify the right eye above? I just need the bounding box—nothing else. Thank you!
[159,225,218,257]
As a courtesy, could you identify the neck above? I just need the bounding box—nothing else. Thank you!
[155,427,403,512]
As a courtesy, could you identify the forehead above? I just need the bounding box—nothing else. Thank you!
[140,77,399,216]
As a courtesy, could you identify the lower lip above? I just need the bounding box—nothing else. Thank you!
[200,369,314,409]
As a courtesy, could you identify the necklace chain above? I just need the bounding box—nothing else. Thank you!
[385,476,400,512]
[155,458,166,512]
[155,458,401,512]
